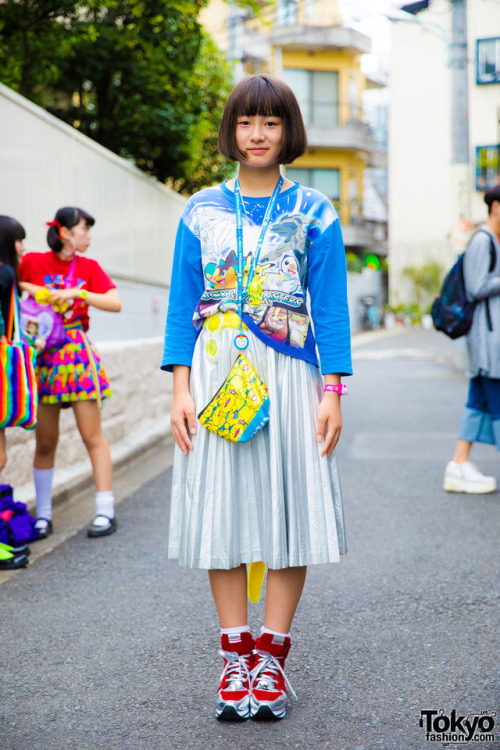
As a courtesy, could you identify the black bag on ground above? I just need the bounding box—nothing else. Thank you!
[431,230,496,339]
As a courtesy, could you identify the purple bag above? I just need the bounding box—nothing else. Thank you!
[0,484,40,544]
[20,255,76,349]
[20,296,66,349]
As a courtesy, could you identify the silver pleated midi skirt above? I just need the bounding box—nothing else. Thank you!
[168,324,347,570]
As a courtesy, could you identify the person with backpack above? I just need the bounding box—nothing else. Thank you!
[444,185,500,493]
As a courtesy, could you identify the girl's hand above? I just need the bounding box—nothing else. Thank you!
[34,338,47,354]
[0,335,7,344]
[170,391,197,456]
[316,393,343,458]
[47,287,78,304]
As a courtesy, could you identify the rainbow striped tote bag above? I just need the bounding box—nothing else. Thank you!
[0,285,38,429]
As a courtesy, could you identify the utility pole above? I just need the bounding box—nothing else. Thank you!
[450,0,471,252]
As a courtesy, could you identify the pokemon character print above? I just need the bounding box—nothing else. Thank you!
[198,354,270,443]
[188,182,339,367]
[162,180,353,377]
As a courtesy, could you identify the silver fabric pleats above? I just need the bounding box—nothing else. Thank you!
[168,326,347,570]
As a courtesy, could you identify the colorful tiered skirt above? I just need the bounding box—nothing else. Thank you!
[168,315,347,570]
[36,326,111,407]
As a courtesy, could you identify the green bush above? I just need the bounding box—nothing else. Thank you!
[402,260,442,314]
[346,252,364,274]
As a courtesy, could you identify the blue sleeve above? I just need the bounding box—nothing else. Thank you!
[307,219,352,376]
[161,216,205,372]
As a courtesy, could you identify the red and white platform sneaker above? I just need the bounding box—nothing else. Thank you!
[250,632,296,720]
[216,631,254,721]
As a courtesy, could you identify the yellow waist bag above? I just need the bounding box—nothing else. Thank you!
[198,353,269,444]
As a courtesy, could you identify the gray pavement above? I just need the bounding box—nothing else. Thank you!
[1,328,499,750]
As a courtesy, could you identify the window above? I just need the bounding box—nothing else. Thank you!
[475,145,500,191]
[285,168,340,203]
[477,38,500,85]
[283,69,339,126]
[276,0,298,25]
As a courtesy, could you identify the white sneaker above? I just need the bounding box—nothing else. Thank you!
[443,461,497,494]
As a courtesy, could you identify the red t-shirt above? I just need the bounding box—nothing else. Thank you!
[19,251,116,332]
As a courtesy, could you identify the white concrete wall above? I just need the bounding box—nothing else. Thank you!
[388,0,500,306]
[388,6,452,305]
[91,279,169,342]
[1,339,172,491]
[0,83,186,286]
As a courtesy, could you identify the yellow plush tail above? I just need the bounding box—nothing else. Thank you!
[247,562,266,603]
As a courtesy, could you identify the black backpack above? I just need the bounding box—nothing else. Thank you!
[431,230,496,339]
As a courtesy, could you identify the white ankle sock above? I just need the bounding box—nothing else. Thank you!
[93,491,115,526]
[220,625,250,637]
[34,468,54,522]
[261,626,290,639]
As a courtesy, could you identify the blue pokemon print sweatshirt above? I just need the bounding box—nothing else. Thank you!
[162,181,352,376]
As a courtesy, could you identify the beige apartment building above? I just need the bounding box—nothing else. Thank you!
[200,0,388,262]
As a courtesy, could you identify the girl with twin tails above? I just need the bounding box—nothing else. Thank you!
[19,207,121,539]
[162,75,352,721]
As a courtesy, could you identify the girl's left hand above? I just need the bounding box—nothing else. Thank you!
[316,394,343,458]
[47,287,79,303]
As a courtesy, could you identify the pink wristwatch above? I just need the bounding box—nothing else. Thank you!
[324,383,348,396]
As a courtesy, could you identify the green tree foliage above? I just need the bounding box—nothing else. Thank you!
[402,260,443,313]
[0,0,237,190]
[170,33,235,195]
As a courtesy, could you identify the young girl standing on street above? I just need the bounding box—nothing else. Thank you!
[19,207,121,539]
[162,75,352,721]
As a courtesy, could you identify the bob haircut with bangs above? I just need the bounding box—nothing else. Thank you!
[217,75,307,165]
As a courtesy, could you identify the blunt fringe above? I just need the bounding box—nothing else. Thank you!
[47,207,95,252]
[217,75,307,164]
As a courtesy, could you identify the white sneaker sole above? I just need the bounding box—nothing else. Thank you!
[443,475,497,494]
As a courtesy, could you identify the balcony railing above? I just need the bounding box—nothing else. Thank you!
[331,200,386,249]
[332,199,366,227]
[269,25,371,55]
[302,101,374,151]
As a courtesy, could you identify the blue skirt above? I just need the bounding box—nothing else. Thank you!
[458,376,500,450]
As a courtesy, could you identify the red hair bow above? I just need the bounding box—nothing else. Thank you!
[46,220,62,237]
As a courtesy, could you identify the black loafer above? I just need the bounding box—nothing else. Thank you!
[35,519,53,540]
[0,553,29,570]
[87,516,118,538]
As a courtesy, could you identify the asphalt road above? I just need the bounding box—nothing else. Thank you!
[1,329,498,750]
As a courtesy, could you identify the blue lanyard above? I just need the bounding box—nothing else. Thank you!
[234,175,283,328]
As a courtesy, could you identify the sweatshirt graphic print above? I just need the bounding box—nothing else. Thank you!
[162,181,352,376]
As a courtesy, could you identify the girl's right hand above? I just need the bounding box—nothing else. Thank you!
[170,391,197,456]
[34,338,47,354]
